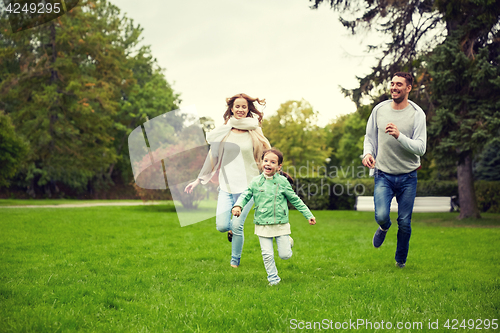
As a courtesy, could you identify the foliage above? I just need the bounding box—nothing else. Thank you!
[335,111,366,166]
[0,0,179,196]
[324,113,350,167]
[475,181,500,213]
[262,100,332,173]
[427,38,500,166]
[474,139,500,181]
[0,111,29,187]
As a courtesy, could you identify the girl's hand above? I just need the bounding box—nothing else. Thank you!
[232,206,242,217]
[308,217,316,225]
[184,179,201,193]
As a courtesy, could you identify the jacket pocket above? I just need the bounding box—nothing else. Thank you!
[280,204,286,216]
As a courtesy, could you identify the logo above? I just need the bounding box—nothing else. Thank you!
[128,106,240,227]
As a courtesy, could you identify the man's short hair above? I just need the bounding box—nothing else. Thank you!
[394,72,413,87]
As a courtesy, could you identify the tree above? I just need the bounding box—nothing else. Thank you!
[475,139,500,181]
[0,0,179,197]
[262,100,332,177]
[0,111,29,187]
[310,0,446,107]
[426,3,500,218]
[325,109,367,172]
[310,0,500,218]
[325,113,350,168]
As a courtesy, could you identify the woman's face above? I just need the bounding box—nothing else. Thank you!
[232,98,249,119]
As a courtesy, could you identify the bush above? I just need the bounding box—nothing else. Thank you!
[292,177,374,210]
[475,181,500,213]
[292,177,500,213]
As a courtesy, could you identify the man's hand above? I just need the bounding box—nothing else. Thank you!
[232,206,242,217]
[362,154,376,169]
[385,122,400,139]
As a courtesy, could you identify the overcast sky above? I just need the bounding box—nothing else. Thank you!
[115,0,382,127]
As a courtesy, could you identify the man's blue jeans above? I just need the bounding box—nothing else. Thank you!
[374,169,417,263]
[216,189,254,267]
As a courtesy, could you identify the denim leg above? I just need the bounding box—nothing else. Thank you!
[215,190,253,266]
[276,235,292,260]
[374,170,394,231]
[394,171,418,263]
[259,236,280,284]
[230,195,253,266]
[215,190,233,233]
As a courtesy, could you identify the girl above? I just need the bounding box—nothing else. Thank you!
[232,148,316,285]
[184,93,271,268]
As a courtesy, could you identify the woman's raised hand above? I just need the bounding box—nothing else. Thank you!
[184,179,201,193]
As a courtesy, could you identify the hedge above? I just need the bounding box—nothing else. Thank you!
[291,178,500,213]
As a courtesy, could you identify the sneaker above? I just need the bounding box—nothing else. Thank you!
[372,227,388,248]
[268,281,280,286]
[396,262,406,268]
[289,236,294,248]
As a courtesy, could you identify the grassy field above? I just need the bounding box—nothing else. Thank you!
[0,202,499,332]
[0,199,151,206]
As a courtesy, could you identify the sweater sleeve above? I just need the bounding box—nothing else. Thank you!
[363,103,383,158]
[396,106,427,156]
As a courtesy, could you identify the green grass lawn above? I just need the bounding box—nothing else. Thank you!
[0,204,499,332]
[0,199,158,206]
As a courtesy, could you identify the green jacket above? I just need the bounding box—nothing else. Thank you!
[234,173,314,225]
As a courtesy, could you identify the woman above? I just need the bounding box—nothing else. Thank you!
[184,93,271,267]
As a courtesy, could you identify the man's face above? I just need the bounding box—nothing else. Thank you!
[390,76,411,104]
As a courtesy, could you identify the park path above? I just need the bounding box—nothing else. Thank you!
[0,202,160,209]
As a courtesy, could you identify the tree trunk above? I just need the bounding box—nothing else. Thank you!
[457,152,481,219]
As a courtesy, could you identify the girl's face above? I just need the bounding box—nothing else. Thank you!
[232,98,249,119]
[262,152,281,177]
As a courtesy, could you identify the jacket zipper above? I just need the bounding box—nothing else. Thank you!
[274,182,279,224]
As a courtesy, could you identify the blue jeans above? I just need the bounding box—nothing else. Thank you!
[258,235,292,285]
[374,169,417,263]
[216,189,254,266]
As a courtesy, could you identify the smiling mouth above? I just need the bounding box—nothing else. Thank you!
[264,166,272,172]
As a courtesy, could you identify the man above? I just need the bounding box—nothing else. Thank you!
[362,72,426,268]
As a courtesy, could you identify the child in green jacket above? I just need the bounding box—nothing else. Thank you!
[232,148,316,285]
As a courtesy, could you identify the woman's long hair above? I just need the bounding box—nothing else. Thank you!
[223,93,265,125]
[262,148,294,185]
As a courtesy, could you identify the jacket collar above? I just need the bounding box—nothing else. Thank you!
[258,172,279,186]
